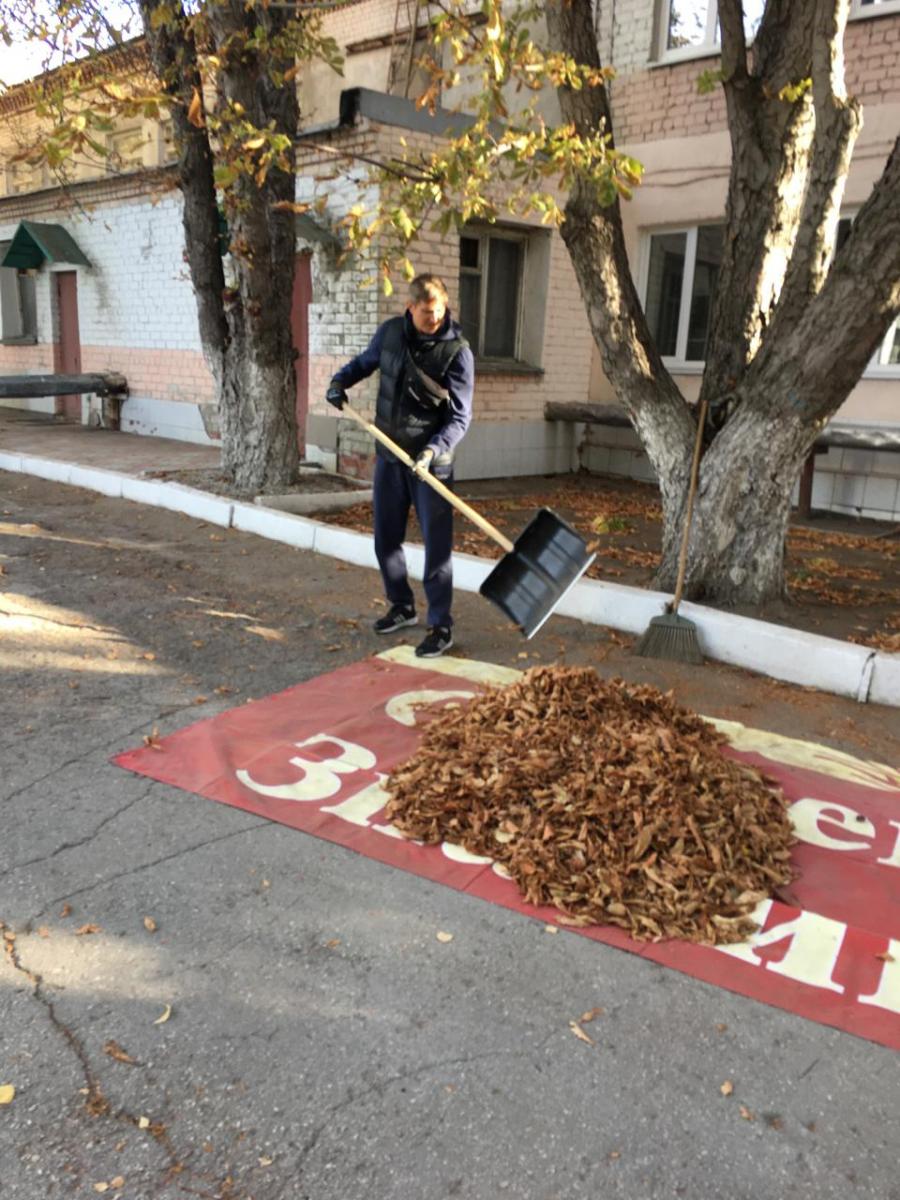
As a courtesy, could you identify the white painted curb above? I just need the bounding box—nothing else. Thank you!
[678,600,874,702]
[231,501,317,550]
[870,652,900,707]
[69,464,124,498]
[152,482,233,527]
[3,450,898,708]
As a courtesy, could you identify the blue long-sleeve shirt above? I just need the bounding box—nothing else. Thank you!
[332,311,475,458]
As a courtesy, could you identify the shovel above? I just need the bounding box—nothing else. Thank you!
[341,402,596,638]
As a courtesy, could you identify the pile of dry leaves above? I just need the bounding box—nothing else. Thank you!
[385,667,796,945]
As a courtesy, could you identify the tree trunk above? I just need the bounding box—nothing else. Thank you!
[141,0,301,494]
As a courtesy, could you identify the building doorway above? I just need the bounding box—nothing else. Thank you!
[54,271,82,421]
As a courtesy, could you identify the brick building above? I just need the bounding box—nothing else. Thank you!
[1,1,898,517]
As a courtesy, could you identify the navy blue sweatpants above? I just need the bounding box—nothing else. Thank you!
[373,456,454,628]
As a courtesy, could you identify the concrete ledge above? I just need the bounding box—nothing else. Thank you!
[153,482,233,527]
[122,477,170,506]
[556,576,671,635]
[256,488,372,515]
[0,451,23,473]
[69,464,124,498]
[869,651,900,707]
[678,601,874,702]
[311,522,379,569]
[20,455,73,484]
[231,502,317,550]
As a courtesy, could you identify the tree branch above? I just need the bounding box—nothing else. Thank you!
[749,134,900,427]
[138,0,228,365]
[543,0,693,493]
[766,0,861,338]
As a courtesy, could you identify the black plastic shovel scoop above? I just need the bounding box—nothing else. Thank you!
[343,403,596,639]
[479,507,596,638]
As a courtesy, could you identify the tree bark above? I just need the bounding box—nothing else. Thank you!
[140,0,301,493]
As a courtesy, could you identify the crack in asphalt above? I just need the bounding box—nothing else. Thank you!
[0,786,153,880]
[295,1048,520,1177]
[1,923,257,1200]
[0,701,234,808]
[0,603,120,638]
[37,820,271,920]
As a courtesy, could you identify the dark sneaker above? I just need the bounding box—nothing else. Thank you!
[415,626,454,658]
[373,604,417,635]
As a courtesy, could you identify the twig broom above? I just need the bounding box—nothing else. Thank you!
[634,396,708,664]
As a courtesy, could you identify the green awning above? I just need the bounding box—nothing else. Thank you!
[0,221,91,269]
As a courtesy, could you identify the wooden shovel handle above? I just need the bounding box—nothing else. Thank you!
[341,402,515,554]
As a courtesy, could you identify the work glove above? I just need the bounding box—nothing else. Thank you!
[326,382,347,411]
[413,448,435,476]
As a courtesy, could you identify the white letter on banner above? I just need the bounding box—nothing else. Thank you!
[717,900,846,994]
[876,821,900,868]
[385,689,474,727]
[788,798,874,852]
[236,734,376,802]
[858,939,900,1015]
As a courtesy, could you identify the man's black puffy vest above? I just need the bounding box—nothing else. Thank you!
[375,315,466,460]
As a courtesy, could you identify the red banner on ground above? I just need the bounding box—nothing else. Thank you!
[113,648,900,1051]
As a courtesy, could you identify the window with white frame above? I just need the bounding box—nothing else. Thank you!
[656,0,764,60]
[851,0,900,17]
[655,0,899,62]
[836,216,899,370]
[641,219,899,373]
[0,242,38,344]
[642,224,724,363]
[459,228,526,361]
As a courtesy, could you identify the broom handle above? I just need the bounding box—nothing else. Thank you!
[341,402,515,554]
[671,396,708,614]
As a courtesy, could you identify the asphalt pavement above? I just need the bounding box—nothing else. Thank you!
[1,466,898,1200]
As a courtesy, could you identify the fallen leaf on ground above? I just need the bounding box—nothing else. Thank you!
[103,1040,137,1065]
[153,1005,172,1025]
[110,1178,125,1190]
[715,1023,728,1033]
[325,938,341,949]
[143,916,157,933]
[580,1007,604,1023]
[739,1105,755,1121]
[0,1084,15,1105]
[569,1021,595,1046]
[93,1185,109,1195]
[138,1116,150,1129]
[258,1156,273,1167]
[876,952,895,962]
[720,1080,734,1097]
[608,1150,620,1160]
[142,728,162,750]
[37,926,50,938]
[75,924,102,936]
[436,931,454,943]
[142,652,156,661]
[544,924,559,934]
[193,695,208,705]
[60,903,72,917]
